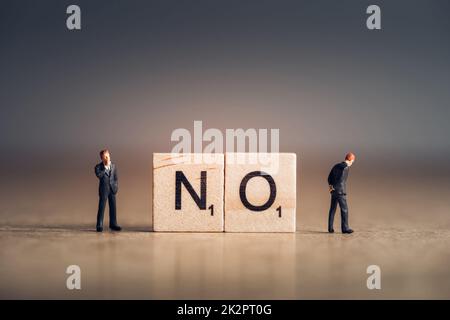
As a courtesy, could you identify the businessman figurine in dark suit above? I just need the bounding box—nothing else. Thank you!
[327,152,356,234]
[95,149,122,232]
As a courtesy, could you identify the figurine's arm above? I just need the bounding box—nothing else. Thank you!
[113,167,118,184]
[335,166,345,184]
[95,164,106,179]
[327,170,333,186]
[112,166,119,193]
[327,169,334,192]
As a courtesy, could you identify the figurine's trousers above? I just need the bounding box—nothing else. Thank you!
[96,191,117,228]
[328,193,349,232]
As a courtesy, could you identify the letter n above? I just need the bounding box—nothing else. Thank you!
[175,171,207,210]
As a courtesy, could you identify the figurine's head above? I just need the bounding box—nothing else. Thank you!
[345,152,356,167]
[100,149,111,164]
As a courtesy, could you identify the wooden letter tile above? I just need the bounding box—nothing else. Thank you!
[224,153,296,232]
[153,153,224,232]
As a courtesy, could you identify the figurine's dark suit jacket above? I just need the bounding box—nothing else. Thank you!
[95,162,118,228]
[327,162,350,232]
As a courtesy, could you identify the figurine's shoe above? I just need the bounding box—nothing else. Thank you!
[110,225,122,231]
[96,227,103,232]
[328,229,335,233]
[342,229,354,234]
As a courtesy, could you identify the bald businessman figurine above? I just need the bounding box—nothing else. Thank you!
[327,152,356,234]
[95,149,122,232]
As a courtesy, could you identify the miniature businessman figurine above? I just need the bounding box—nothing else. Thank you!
[327,152,356,234]
[95,149,122,232]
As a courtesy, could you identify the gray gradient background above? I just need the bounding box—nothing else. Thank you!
[1,0,450,229]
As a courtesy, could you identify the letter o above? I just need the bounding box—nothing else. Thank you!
[239,171,276,211]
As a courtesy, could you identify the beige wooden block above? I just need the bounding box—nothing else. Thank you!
[225,153,296,232]
[153,153,224,232]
